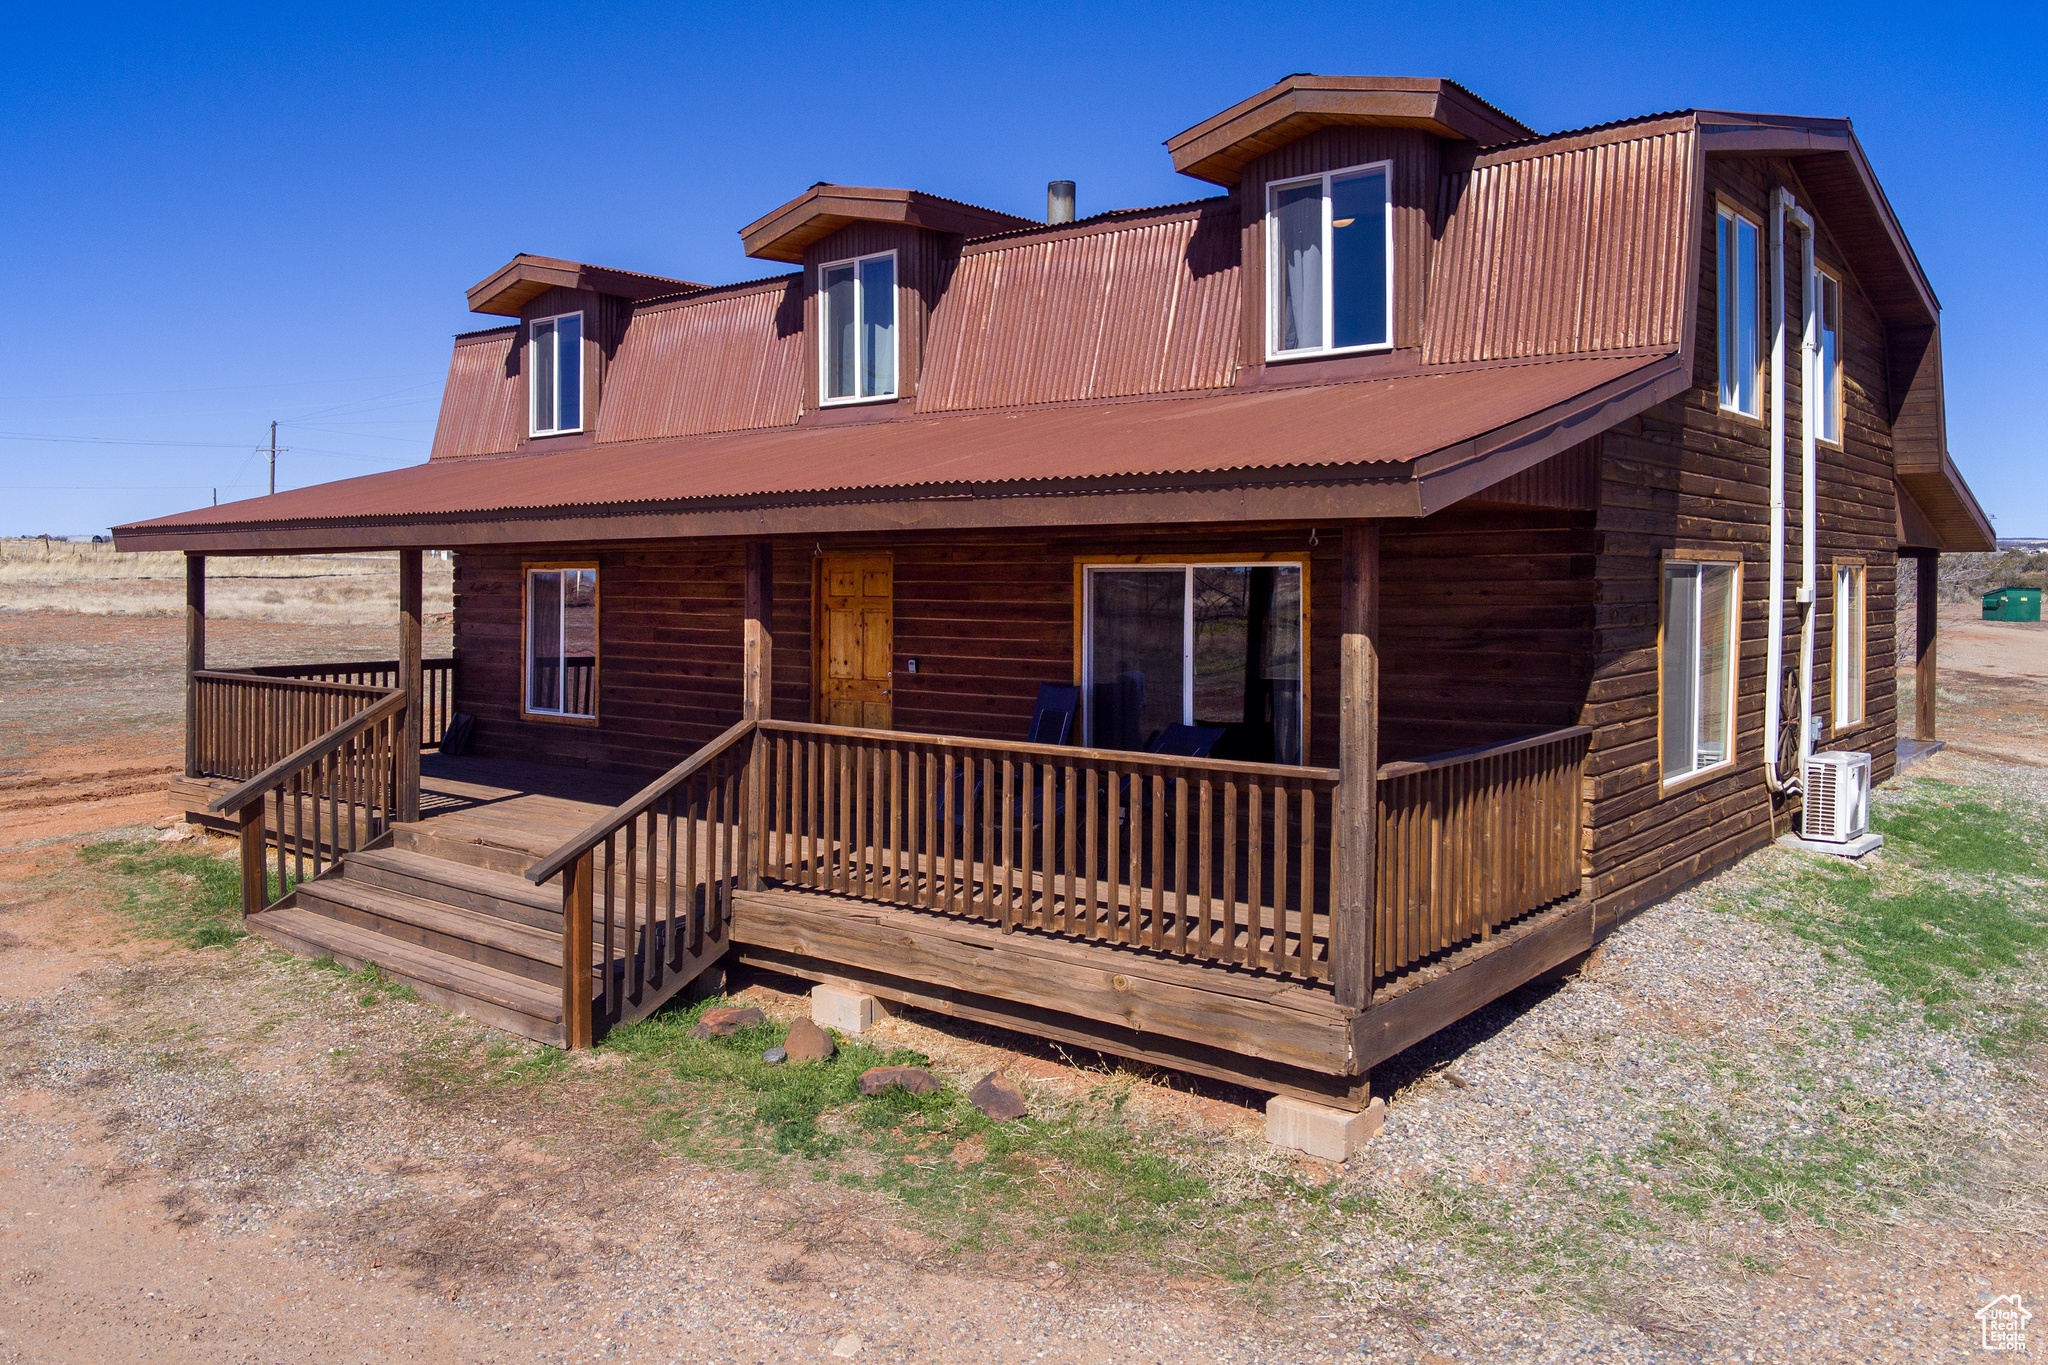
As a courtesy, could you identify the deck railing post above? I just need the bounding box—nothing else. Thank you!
[185,553,206,778]
[1334,522,1380,1010]
[743,541,773,889]
[238,800,266,914]
[563,851,595,1049]
[397,548,423,822]
[1915,550,1938,742]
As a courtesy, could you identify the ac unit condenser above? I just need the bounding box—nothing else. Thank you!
[1802,750,1873,843]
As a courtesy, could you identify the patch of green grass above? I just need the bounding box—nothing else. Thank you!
[1875,791,2044,877]
[309,955,419,1007]
[76,839,287,949]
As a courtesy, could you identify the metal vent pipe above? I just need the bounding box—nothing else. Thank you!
[1047,180,1076,224]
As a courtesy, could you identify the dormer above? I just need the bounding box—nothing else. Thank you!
[1166,76,1533,375]
[466,254,703,445]
[739,186,1034,414]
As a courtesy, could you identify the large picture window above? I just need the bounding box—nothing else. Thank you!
[1266,161,1391,360]
[1815,268,1843,444]
[1717,206,1761,417]
[525,565,597,720]
[819,250,897,403]
[1080,560,1305,765]
[530,312,583,436]
[1834,562,1866,727]
[1661,558,1740,784]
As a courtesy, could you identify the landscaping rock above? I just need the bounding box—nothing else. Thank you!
[690,1006,765,1039]
[967,1070,1028,1121]
[783,1017,835,1062]
[762,1046,787,1064]
[857,1065,939,1097]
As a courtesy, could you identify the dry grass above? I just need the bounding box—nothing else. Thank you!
[0,538,452,625]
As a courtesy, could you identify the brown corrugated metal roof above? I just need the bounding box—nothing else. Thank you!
[917,203,1241,412]
[426,327,522,460]
[1424,123,1699,365]
[123,352,1669,541]
[594,276,805,442]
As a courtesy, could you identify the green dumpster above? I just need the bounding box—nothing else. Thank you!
[1982,586,2043,622]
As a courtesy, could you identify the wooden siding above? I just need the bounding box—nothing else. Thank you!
[595,279,805,441]
[1236,126,1442,364]
[1584,154,1899,930]
[917,205,1241,411]
[428,328,522,460]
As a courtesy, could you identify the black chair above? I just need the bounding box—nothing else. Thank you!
[1142,723,1228,759]
[1025,684,1080,746]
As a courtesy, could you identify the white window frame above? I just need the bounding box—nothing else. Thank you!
[1717,204,1762,418]
[1833,561,1866,728]
[1660,557,1742,787]
[1078,560,1308,762]
[528,310,585,437]
[817,248,899,406]
[1814,266,1844,445]
[523,564,598,721]
[1264,159,1395,362]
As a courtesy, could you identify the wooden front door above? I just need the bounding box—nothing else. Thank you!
[818,553,893,728]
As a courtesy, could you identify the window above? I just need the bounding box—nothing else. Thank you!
[530,312,583,436]
[1834,562,1866,727]
[1717,206,1761,417]
[1661,558,1739,784]
[1080,561,1305,765]
[525,565,597,720]
[819,250,896,403]
[1815,269,1843,444]
[1266,161,1391,360]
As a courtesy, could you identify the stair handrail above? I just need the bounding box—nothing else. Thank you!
[523,718,757,886]
[208,687,409,817]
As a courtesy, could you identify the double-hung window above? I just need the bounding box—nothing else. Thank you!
[1717,206,1761,417]
[530,312,583,436]
[525,565,598,720]
[1833,562,1866,727]
[1815,268,1843,443]
[819,250,897,403]
[1266,161,1391,360]
[1661,558,1740,784]
[1080,561,1305,765]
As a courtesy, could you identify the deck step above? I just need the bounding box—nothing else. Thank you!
[295,877,571,982]
[342,846,561,928]
[247,905,566,1046]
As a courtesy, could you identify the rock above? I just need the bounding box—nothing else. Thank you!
[857,1065,939,1097]
[830,1334,863,1358]
[967,1070,1028,1121]
[690,1006,765,1039]
[783,1017,835,1062]
[762,1046,787,1064]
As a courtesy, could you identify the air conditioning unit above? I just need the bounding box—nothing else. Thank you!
[1803,751,1872,843]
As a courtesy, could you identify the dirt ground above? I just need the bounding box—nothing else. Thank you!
[1,606,2043,1363]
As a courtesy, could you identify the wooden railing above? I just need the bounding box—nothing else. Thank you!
[756,720,1343,981]
[1373,724,1590,978]
[235,657,457,747]
[209,688,411,914]
[525,718,756,1048]
[529,656,595,719]
[191,671,399,782]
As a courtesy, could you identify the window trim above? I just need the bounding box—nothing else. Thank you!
[1071,551,1312,763]
[816,248,900,407]
[1264,159,1395,362]
[521,560,600,726]
[1657,548,1744,792]
[1715,199,1764,421]
[1814,265,1845,448]
[1832,557,1867,729]
[528,310,585,438]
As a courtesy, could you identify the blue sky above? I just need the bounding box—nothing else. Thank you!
[3,1,2040,537]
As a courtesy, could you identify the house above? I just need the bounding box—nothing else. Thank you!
[115,75,1993,1142]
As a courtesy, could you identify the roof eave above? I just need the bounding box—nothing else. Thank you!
[740,186,1038,263]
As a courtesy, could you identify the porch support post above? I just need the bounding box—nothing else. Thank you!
[397,548,423,823]
[743,541,773,889]
[1334,522,1380,1012]
[184,552,205,778]
[1915,550,1938,742]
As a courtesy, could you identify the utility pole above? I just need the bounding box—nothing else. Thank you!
[257,421,289,496]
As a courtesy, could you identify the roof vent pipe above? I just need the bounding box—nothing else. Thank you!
[1047,180,1076,225]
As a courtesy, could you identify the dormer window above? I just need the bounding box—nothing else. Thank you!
[820,250,897,403]
[530,311,583,436]
[1266,162,1391,360]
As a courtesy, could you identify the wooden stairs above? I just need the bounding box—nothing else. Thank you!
[246,828,720,1046]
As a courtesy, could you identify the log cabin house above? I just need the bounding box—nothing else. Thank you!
[116,75,1993,1136]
